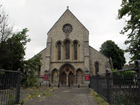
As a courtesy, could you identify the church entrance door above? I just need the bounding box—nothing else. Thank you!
[60,65,75,87]
[68,71,74,86]
[60,71,66,86]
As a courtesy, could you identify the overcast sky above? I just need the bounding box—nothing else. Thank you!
[1,0,131,64]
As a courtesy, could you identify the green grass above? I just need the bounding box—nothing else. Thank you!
[39,96,46,100]
[23,87,54,101]
[20,99,26,105]
[42,92,51,96]
[91,89,109,105]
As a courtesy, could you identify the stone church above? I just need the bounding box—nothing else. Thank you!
[37,8,112,87]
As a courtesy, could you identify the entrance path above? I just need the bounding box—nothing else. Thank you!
[25,87,98,105]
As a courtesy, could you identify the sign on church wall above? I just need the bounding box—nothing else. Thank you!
[44,74,49,80]
[85,75,90,80]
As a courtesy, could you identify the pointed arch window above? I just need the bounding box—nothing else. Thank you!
[95,62,99,75]
[65,41,70,59]
[74,42,78,60]
[38,66,41,76]
[58,42,61,60]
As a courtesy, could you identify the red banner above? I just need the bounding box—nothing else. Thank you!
[44,74,49,80]
[85,75,90,80]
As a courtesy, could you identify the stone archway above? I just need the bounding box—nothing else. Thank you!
[61,71,66,85]
[76,69,83,85]
[51,69,59,86]
[59,64,75,86]
[69,71,74,85]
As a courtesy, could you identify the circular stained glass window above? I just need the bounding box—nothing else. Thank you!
[63,24,73,34]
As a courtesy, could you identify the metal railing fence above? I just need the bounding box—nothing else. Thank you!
[0,69,21,105]
[90,60,140,105]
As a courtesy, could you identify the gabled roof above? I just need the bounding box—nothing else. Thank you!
[47,8,88,34]
[89,46,109,59]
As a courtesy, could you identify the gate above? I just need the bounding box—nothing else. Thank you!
[0,69,21,105]
[90,60,140,104]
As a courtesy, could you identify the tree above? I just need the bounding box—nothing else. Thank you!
[0,28,31,70]
[0,5,13,42]
[21,54,42,88]
[100,40,126,69]
[118,0,140,62]
[0,5,13,69]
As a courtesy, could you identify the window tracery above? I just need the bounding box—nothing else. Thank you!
[58,42,61,60]
[65,41,70,59]
[95,62,99,74]
[74,42,78,60]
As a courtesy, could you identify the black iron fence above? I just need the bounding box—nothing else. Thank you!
[90,60,140,105]
[0,69,21,105]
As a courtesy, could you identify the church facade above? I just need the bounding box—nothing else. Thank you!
[37,8,112,87]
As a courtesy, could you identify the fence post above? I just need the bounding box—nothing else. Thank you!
[90,75,91,88]
[15,69,21,104]
[135,60,140,98]
[96,73,99,94]
[106,69,111,104]
[90,75,93,89]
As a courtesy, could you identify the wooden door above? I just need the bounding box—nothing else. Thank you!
[69,71,74,85]
[61,72,66,85]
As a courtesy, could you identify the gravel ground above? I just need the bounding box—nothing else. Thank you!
[20,87,98,105]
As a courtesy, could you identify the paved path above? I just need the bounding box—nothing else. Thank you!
[24,87,98,105]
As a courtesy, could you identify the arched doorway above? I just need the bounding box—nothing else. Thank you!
[76,69,83,85]
[59,64,75,86]
[69,71,74,85]
[51,69,59,86]
[61,71,66,85]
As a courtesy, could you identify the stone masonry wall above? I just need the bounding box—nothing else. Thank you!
[89,46,111,76]
[47,9,89,73]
